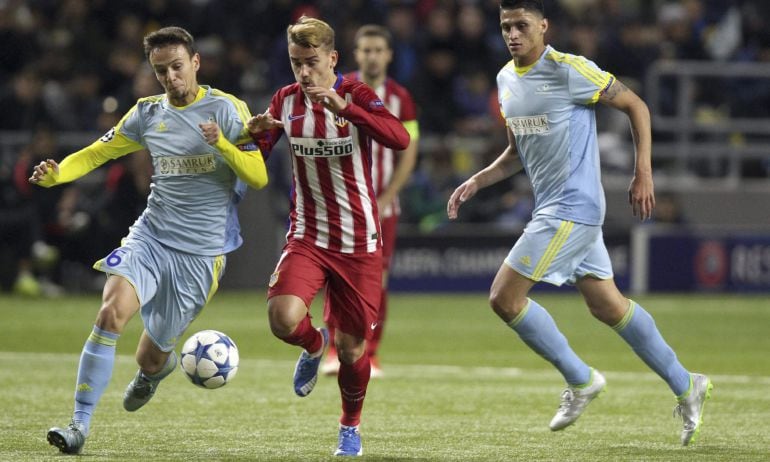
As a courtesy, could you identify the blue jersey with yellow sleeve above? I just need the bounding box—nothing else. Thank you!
[42,86,261,255]
[115,85,254,255]
[497,45,614,226]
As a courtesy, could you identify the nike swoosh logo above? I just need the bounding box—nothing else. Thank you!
[288,114,305,121]
[370,323,378,330]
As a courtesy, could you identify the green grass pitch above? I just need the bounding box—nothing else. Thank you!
[1,291,768,461]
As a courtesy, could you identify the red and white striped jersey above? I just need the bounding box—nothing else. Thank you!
[254,73,409,254]
[345,72,417,218]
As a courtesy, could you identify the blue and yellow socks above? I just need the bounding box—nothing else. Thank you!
[507,298,591,386]
[72,326,119,436]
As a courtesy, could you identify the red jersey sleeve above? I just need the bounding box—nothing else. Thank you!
[249,90,286,159]
[337,81,410,151]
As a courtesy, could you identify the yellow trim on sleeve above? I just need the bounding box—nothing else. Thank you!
[403,120,420,142]
[210,88,254,144]
[213,132,268,190]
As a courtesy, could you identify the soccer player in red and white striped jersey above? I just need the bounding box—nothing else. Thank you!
[247,16,409,457]
[323,25,419,378]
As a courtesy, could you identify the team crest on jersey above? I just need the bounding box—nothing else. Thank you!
[99,127,115,143]
[334,114,348,127]
[269,271,279,287]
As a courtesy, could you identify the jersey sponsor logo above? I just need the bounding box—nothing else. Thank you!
[507,115,550,135]
[289,136,355,157]
[369,100,385,109]
[99,127,116,143]
[157,154,216,175]
[536,83,551,94]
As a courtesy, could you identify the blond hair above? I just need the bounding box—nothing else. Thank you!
[286,15,335,51]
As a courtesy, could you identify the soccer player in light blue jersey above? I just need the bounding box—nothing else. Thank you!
[447,0,711,446]
[29,27,268,454]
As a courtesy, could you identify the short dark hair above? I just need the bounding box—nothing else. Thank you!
[500,0,545,16]
[354,24,393,49]
[143,26,197,60]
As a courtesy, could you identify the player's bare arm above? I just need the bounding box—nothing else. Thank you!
[447,129,523,220]
[247,111,284,135]
[599,78,655,221]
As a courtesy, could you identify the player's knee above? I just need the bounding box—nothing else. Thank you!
[335,334,365,364]
[489,289,524,322]
[267,305,299,338]
[336,343,365,365]
[94,301,129,333]
[586,300,624,325]
[136,351,169,375]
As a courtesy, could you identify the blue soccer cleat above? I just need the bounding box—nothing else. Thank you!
[47,421,86,454]
[293,327,329,397]
[334,425,362,456]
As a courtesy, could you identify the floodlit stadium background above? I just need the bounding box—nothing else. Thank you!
[1,0,769,294]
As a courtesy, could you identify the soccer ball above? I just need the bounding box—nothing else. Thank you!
[180,330,239,389]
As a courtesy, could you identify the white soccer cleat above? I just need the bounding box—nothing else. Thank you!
[674,373,713,446]
[549,368,606,431]
[321,354,340,376]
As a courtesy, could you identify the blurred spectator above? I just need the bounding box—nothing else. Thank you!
[0,66,56,130]
[0,129,62,295]
[2,0,770,238]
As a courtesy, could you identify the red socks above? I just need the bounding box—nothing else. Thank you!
[281,316,322,354]
[338,354,370,427]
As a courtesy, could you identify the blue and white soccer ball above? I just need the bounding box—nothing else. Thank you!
[180,330,239,389]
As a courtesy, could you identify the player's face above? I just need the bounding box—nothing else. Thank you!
[500,8,547,65]
[354,36,392,81]
[149,44,200,106]
[288,43,338,90]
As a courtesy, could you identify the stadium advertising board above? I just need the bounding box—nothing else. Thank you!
[644,231,770,292]
[389,231,630,292]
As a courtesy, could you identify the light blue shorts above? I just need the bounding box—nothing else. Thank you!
[504,216,613,286]
[93,233,226,352]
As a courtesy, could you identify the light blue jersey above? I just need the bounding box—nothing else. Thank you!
[117,86,253,255]
[497,45,614,226]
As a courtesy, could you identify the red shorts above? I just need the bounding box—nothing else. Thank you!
[268,238,382,340]
[380,214,399,271]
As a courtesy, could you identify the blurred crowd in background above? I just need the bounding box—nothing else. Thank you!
[1,0,768,295]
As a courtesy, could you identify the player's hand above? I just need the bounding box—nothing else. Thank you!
[629,172,655,221]
[247,111,284,135]
[304,86,348,113]
[199,121,221,145]
[29,159,59,186]
[447,178,479,220]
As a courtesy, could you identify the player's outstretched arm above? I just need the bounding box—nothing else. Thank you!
[200,121,268,190]
[447,129,523,220]
[28,131,141,188]
[599,78,655,220]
